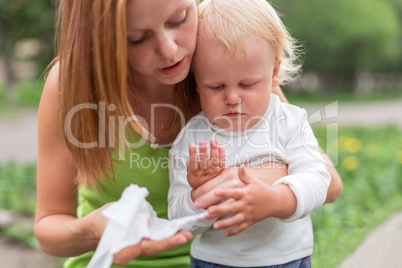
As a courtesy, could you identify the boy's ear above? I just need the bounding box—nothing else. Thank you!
[196,86,199,93]
[272,58,281,87]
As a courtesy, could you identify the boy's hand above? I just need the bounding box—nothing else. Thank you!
[187,139,226,190]
[205,166,296,236]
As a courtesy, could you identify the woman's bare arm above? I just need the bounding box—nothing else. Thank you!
[34,65,104,257]
[35,65,192,260]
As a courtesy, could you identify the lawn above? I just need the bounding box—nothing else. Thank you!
[311,125,402,267]
[0,126,401,267]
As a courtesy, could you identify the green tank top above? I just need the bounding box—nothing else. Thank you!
[64,133,191,268]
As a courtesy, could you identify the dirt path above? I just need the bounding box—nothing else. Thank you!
[0,108,38,163]
[338,212,402,268]
[0,237,61,268]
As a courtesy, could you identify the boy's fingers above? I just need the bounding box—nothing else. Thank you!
[214,188,243,199]
[237,166,254,185]
[199,141,209,170]
[224,222,249,236]
[213,212,245,230]
[218,145,226,168]
[209,139,220,168]
[188,145,199,171]
[207,197,241,218]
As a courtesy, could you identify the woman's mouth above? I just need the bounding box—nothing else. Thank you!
[158,58,186,76]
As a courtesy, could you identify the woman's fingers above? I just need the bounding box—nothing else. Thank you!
[193,173,238,209]
[140,231,193,257]
[113,241,143,266]
[113,231,192,265]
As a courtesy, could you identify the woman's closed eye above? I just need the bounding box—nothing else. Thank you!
[128,32,151,46]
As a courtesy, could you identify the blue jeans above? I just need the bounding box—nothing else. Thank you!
[190,256,311,268]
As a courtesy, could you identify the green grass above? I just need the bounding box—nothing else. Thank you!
[0,126,401,267]
[0,162,37,247]
[0,162,37,215]
[0,80,44,107]
[311,126,402,267]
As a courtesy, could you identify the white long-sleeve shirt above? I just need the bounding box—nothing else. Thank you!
[168,94,331,266]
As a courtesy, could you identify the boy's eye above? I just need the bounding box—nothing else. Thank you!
[208,85,224,90]
[169,11,188,27]
[240,82,257,89]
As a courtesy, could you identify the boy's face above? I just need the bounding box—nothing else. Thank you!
[192,36,280,131]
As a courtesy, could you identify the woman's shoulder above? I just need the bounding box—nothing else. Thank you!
[40,62,60,109]
[37,61,65,144]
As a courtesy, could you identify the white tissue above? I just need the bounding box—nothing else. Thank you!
[87,184,206,268]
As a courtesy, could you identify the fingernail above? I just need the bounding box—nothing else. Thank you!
[194,201,200,209]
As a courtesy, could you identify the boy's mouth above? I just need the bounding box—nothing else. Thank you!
[224,112,245,117]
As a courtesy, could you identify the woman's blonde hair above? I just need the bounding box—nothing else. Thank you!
[198,0,301,85]
[55,0,197,188]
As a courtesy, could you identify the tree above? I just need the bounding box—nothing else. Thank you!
[271,0,400,94]
[0,0,54,102]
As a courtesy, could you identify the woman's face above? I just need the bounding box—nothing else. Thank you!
[126,0,198,86]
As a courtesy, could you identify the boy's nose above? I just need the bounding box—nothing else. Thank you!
[224,90,242,105]
[156,32,178,60]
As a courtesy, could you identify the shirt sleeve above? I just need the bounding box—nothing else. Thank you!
[168,128,215,234]
[273,108,331,222]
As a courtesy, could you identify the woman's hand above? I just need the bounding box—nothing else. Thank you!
[89,205,193,266]
[113,231,193,266]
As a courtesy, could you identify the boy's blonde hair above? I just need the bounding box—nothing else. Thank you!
[198,0,301,85]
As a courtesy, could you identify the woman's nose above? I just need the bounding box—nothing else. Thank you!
[224,89,242,105]
[156,32,178,60]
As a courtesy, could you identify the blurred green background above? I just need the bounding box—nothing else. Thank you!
[0,0,401,267]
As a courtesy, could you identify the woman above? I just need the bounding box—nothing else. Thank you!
[34,0,342,267]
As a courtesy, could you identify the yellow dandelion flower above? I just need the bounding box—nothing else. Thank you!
[343,138,362,153]
[342,156,360,170]
[397,151,402,164]
[339,136,349,151]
